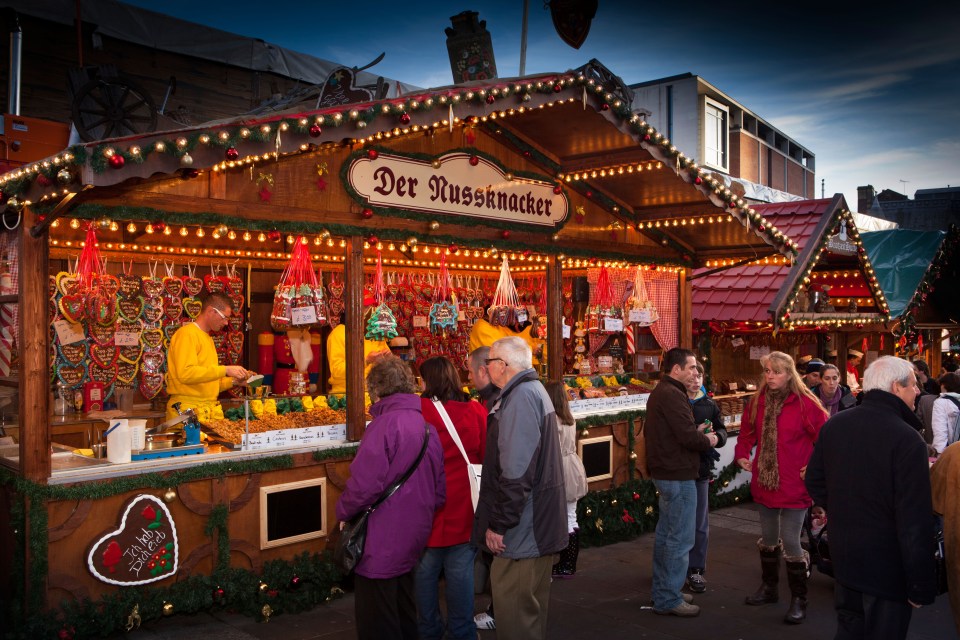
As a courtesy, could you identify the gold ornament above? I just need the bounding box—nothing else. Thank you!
[57,168,72,184]
[162,602,174,616]
[429,221,440,231]
[645,506,654,515]
[261,604,273,621]
[258,581,269,593]
[180,153,193,166]
[595,518,604,533]
[406,236,417,247]
[611,498,618,506]
[629,451,638,460]
[431,159,441,169]
[319,229,331,240]
[585,507,592,516]
[356,120,367,129]
[551,233,560,242]
[124,604,142,631]
[162,488,177,503]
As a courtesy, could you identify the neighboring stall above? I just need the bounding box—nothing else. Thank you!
[0,61,795,633]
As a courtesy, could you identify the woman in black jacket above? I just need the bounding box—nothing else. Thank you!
[683,361,728,593]
[811,364,856,416]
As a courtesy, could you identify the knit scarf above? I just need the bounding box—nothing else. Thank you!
[818,386,841,416]
[757,388,786,490]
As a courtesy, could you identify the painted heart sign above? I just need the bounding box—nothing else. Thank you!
[88,494,179,586]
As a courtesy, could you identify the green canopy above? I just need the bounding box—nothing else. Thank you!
[861,229,945,318]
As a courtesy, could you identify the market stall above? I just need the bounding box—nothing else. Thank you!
[0,61,796,633]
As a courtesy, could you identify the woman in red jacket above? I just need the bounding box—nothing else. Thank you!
[735,351,828,625]
[416,356,488,640]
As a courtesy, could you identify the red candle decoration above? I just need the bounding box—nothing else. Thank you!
[225,147,239,161]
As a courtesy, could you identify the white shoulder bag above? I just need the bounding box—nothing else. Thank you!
[432,398,483,511]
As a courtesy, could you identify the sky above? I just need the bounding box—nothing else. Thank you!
[123,0,960,213]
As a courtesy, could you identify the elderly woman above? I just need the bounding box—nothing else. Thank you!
[336,355,446,640]
[735,351,828,625]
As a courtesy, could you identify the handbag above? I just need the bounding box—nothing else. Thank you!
[432,398,483,511]
[333,422,430,574]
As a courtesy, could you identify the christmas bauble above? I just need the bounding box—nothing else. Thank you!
[109,154,125,169]
[57,168,72,184]
[469,156,479,166]
[162,488,176,503]
[180,153,193,166]
[361,208,374,220]
[309,124,322,138]
[225,147,239,161]
[162,602,174,616]
[367,149,379,160]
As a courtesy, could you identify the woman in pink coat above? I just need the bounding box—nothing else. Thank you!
[735,351,828,625]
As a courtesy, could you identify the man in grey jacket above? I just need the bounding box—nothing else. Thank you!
[472,336,567,640]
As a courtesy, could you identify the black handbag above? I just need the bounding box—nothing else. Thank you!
[333,423,430,574]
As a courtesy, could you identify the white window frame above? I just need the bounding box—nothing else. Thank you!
[702,97,729,172]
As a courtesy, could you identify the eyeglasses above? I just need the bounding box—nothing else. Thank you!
[484,357,506,366]
[211,307,229,321]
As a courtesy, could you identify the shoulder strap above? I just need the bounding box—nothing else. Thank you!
[369,422,430,512]
[433,398,472,468]
[942,395,960,410]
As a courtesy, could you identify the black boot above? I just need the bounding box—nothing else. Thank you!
[783,554,809,624]
[566,529,580,574]
[745,539,781,606]
[553,530,579,578]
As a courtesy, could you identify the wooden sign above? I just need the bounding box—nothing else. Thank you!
[87,494,179,586]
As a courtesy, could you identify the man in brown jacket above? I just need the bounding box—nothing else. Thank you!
[645,348,718,617]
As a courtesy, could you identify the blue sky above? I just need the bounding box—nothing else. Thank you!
[125,0,959,213]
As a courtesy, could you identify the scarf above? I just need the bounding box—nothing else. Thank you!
[818,386,842,416]
[757,388,786,491]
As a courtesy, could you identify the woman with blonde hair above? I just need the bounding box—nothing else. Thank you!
[734,351,828,625]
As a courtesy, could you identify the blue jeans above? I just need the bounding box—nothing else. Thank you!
[414,543,477,640]
[688,478,710,571]
[652,479,697,610]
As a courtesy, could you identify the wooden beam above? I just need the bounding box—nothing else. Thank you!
[18,207,51,481]
[678,268,693,349]
[546,257,563,381]
[344,236,365,441]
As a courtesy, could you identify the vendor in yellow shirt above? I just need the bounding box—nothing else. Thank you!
[469,314,543,365]
[326,307,390,395]
[166,293,251,421]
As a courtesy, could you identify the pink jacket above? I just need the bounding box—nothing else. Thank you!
[734,392,827,509]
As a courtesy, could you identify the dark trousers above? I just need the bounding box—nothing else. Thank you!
[354,571,418,640]
[834,582,913,640]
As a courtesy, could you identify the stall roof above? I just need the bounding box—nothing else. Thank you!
[3,61,799,265]
[861,228,948,318]
[693,195,891,330]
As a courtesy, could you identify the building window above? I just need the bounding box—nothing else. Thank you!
[703,98,728,171]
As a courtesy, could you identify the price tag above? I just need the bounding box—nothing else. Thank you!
[291,305,318,325]
[604,317,624,332]
[731,337,745,348]
[296,428,318,446]
[270,431,290,448]
[413,315,428,328]
[320,424,348,442]
[54,319,86,345]
[628,309,643,323]
[458,309,467,322]
[597,355,613,372]
[115,331,141,346]
[516,309,528,324]
[242,433,265,450]
[749,345,770,360]
[562,324,571,339]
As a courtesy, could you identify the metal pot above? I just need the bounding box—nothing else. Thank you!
[143,433,178,450]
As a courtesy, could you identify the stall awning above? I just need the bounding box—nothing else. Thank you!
[861,229,947,318]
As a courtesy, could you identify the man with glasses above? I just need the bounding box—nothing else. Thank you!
[166,293,251,420]
[472,337,566,640]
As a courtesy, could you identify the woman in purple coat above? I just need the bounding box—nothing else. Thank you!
[336,355,446,640]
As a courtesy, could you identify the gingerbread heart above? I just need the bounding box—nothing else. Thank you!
[49,275,59,300]
[328,282,344,298]
[181,275,204,297]
[118,297,144,322]
[225,275,244,295]
[116,360,139,385]
[141,329,164,349]
[87,362,116,386]
[58,294,86,324]
[118,273,142,299]
[143,305,164,325]
[59,342,87,365]
[91,344,118,368]
[95,274,120,298]
[141,277,163,298]
[163,298,183,322]
[87,494,179,586]
[204,274,225,294]
[57,362,86,387]
[162,276,183,298]
[387,283,400,298]
[162,324,181,342]
[141,350,165,373]
[86,294,117,326]
[230,293,244,314]
[229,315,243,332]
[117,319,143,335]
[182,298,202,319]
[139,372,164,400]
[56,272,80,296]
[88,323,115,346]
[227,331,244,355]
[119,344,143,365]
[211,333,227,352]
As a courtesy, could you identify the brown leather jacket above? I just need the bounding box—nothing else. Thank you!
[644,375,713,480]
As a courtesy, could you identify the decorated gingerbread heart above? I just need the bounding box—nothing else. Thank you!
[87,494,178,586]
[88,323,116,346]
[229,293,244,314]
[118,273,142,299]
[162,323,181,342]
[59,342,87,365]
[162,276,183,298]
[116,360,139,385]
[328,281,344,299]
[118,344,143,365]
[86,294,117,326]
[210,332,227,352]
[163,297,183,322]
[118,297,144,322]
[142,304,164,325]
[182,298,202,319]
[56,271,80,296]
[90,344,118,368]
[141,349,165,373]
[204,274,225,294]
[141,277,163,298]
[181,275,204,297]
[225,275,244,295]
[58,293,86,324]
[57,362,87,387]
[139,372,164,400]
[141,329,164,350]
[227,331,244,356]
[95,274,120,298]
[88,362,117,386]
[229,315,243,332]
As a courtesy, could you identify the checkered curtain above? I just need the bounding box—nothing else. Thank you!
[0,231,19,377]
[586,267,678,352]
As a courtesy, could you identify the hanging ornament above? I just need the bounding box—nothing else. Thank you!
[258,581,269,593]
[57,168,73,184]
[261,604,273,622]
[469,155,479,166]
[309,124,322,138]
[367,149,379,160]
[162,488,177,503]
[430,253,459,334]
[429,220,440,230]
[180,153,193,166]
[365,252,399,341]
[290,575,302,589]
[361,208,374,220]
[109,154,125,169]
[162,602,174,616]
[225,147,239,161]
[399,112,411,125]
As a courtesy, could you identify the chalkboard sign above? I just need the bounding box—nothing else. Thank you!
[578,436,613,482]
[259,478,328,549]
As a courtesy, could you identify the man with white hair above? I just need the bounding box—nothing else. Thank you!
[805,356,936,639]
[472,336,567,640]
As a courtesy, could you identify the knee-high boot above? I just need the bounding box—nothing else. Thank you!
[552,530,579,577]
[783,553,809,624]
[745,539,781,605]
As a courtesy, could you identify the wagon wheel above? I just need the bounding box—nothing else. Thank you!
[70,75,157,142]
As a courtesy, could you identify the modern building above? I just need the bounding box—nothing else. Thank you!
[630,73,815,204]
[857,185,960,231]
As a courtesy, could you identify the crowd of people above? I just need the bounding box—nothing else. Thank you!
[329,335,960,640]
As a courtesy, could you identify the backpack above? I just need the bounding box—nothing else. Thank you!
[943,395,960,446]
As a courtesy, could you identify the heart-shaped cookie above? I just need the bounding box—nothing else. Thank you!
[116,360,139,385]
[56,271,80,296]
[88,362,117,386]
[119,344,143,365]
[182,298,202,319]
[58,294,86,324]
[211,333,227,352]
[141,329,164,350]
[225,275,244,295]
[328,282,344,298]
[204,274,225,294]
[117,319,143,334]
[181,275,204,297]
[49,275,59,299]
[57,362,87,387]
[118,297,144,322]
[141,277,163,298]
[90,344,118,368]
[227,331,244,355]
[141,349,165,373]
[59,342,87,365]
[143,305,164,325]
[163,298,183,322]
[229,315,243,332]
[88,323,116,346]
[162,323,181,342]
[86,294,117,326]
[229,293,244,314]
[139,372,164,400]
[162,276,183,298]
[95,274,120,298]
[87,494,179,586]
[118,273,142,299]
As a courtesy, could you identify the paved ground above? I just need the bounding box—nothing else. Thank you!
[128,504,957,639]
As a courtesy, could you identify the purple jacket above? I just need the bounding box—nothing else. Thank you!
[335,393,446,579]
